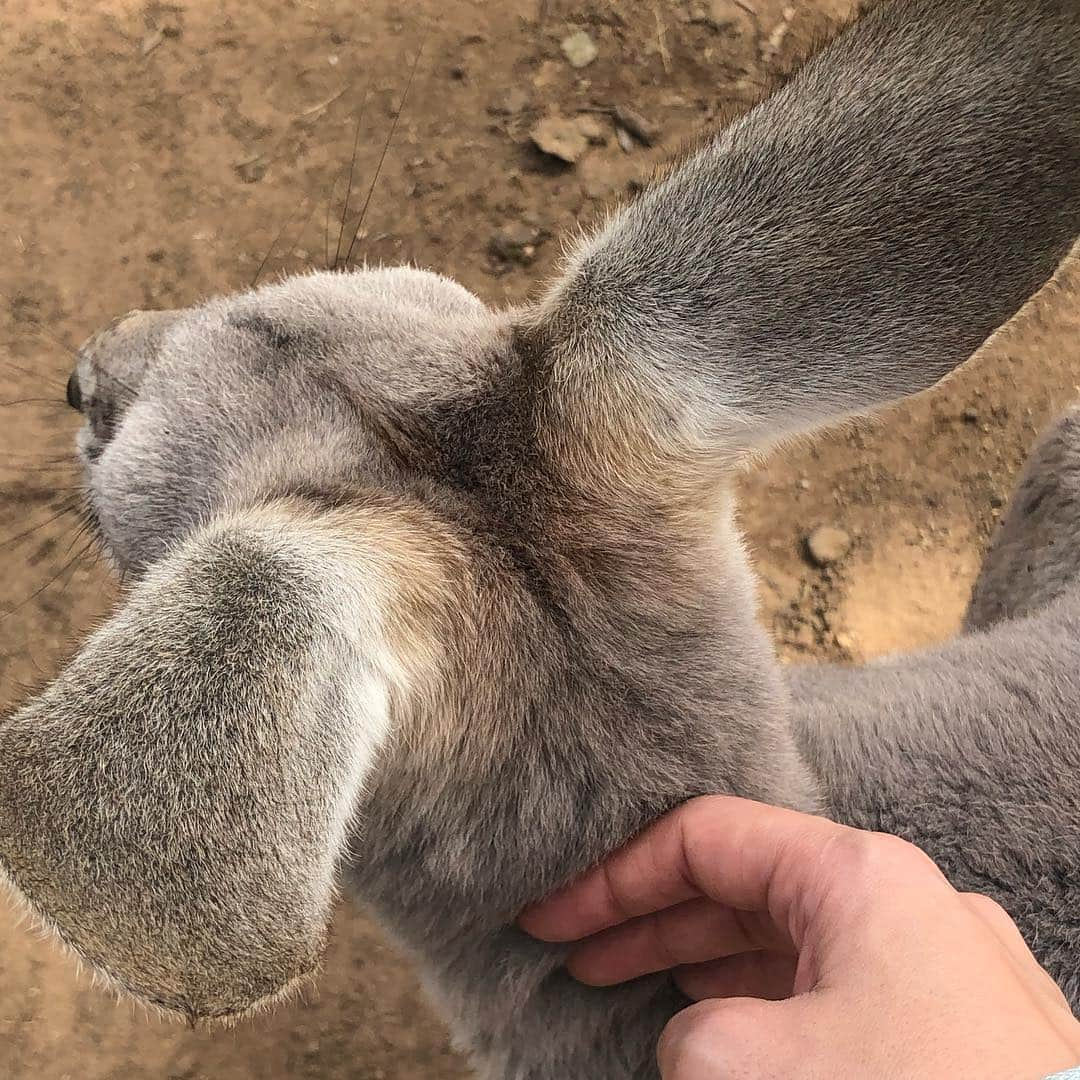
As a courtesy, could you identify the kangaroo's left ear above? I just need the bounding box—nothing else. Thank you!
[532,0,1080,454]
[0,499,456,1023]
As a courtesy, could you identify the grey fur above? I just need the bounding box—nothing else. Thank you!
[1,1,1079,1077]
[965,406,1080,629]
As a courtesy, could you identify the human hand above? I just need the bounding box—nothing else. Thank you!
[520,796,1080,1080]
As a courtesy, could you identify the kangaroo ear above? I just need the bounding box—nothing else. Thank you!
[536,0,1080,450]
[0,501,452,1023]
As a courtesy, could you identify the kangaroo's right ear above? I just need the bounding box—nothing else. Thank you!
[0,498,458,1023]
[532,0,1080,456]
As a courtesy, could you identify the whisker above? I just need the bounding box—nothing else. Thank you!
[55,526,104,605]
[0,293,79,355]
[0,453,77,464]
[0,483,82,496]
[344,34,429,270]
[324,172,340,271]
[61,501,98,560]
[280,195,321,274]
[1,536,96,624]
[0,464,79,475]
[1,350,140,406]
[0,499,82,550]
[334,78,375,272]
[0,353,66,389]
[251,194,313,289]
[0,397,68,409]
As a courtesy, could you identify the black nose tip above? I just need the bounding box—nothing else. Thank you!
[66,370,82,412]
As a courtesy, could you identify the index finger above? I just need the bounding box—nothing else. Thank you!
[519,795,847,944]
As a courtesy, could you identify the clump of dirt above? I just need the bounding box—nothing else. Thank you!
[0,2,1078,1078]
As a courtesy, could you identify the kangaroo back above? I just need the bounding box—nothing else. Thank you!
[967,407,1080,628]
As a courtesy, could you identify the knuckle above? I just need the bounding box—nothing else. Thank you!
[681,794,729,826]
[963,892,1011,926]
[817,827,876,878]
[823,828,939,886]
[871,831,939,872]
[658,1000,756,1077]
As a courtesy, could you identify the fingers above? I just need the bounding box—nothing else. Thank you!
[521,796,845,945]
[566,897,789,987]
[519,808,703,944]
[675,951,797,1002]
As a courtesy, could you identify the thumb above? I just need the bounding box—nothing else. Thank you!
[658,997,809,1080]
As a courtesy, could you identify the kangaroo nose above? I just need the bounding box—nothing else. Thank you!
[74,307,176,405]
[66,370,82,412]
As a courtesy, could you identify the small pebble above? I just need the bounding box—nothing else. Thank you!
[806,525,852,567]
[158,13,182,37]
[613,105,660,146]
[139,29,165,57]
[531,114,589,163]
[561,30,599,69]
[616,126,636,154]
[234,157,267,183]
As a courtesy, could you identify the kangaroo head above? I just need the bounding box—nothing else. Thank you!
[71,269,501,572]
[3,0,1079,1029]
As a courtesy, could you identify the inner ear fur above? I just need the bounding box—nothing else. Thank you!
[0,497,460,1023]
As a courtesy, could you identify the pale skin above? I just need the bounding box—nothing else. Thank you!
[520,797,1080,1080]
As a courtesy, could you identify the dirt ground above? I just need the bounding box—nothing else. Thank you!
[0,1,1078,1077]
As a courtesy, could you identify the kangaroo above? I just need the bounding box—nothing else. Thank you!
[1,1,1078,1077]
